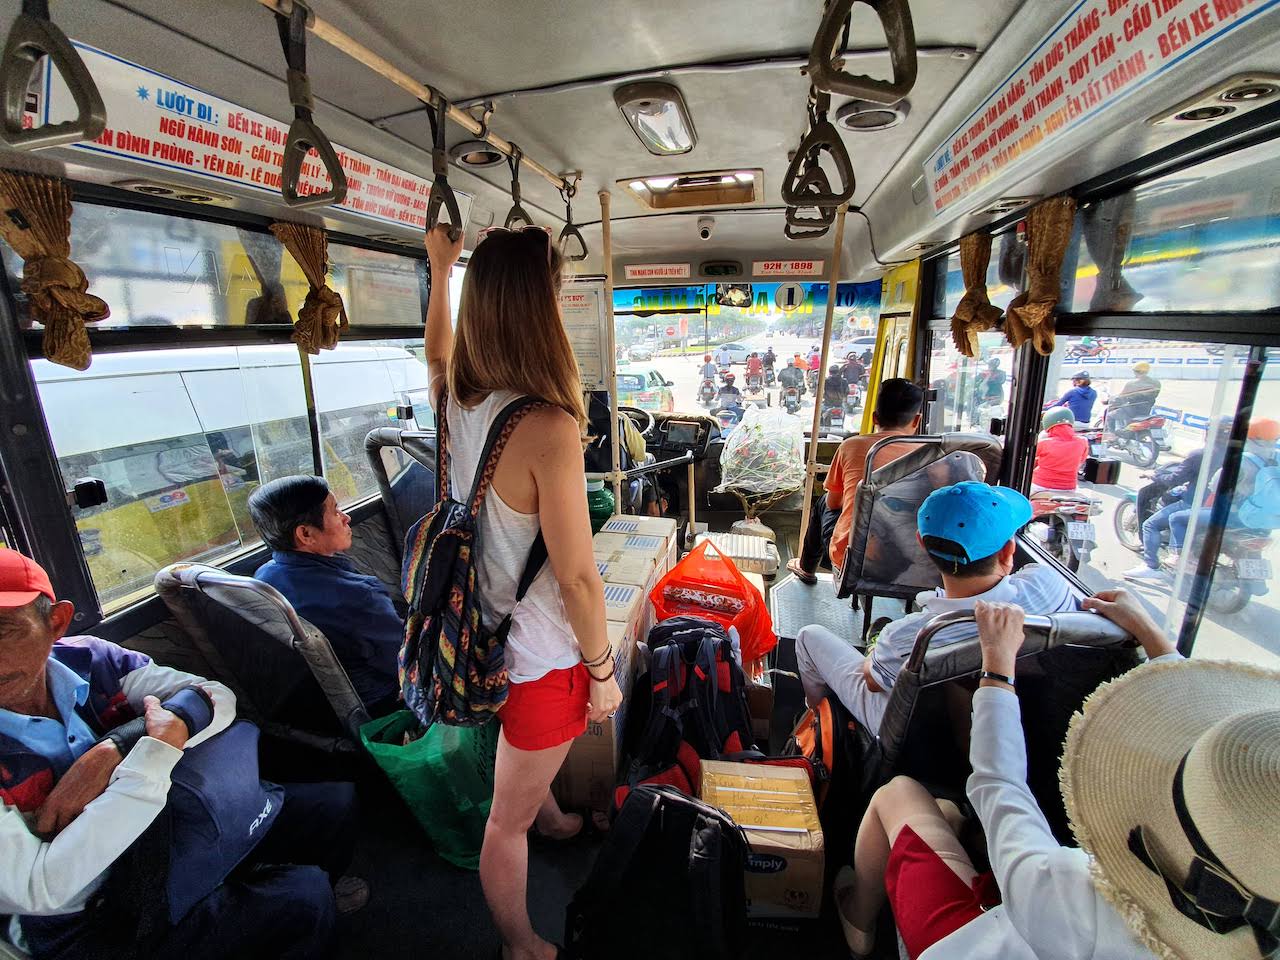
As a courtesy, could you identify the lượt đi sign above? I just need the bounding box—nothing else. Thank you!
[32,41,472,231]
[924,0,1280,215]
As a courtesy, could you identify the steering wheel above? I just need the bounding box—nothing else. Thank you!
[618,405,656,438]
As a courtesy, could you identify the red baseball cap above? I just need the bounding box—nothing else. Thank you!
[0,548,56,608]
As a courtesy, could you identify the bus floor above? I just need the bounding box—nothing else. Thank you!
[327,508,856,959]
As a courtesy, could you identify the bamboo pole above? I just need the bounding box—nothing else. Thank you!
[798,203,850,553]
[600,189,622,512]
[257,0,566,191]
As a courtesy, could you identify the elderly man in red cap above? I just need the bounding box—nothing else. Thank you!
[0,548,361,960]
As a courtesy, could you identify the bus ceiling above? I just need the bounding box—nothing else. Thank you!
[0,0,1277,281]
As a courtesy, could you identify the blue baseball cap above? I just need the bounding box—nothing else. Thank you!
[917,481,1033,564]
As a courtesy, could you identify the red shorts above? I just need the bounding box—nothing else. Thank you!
[885,825,1000,959]
[500,663,589,751]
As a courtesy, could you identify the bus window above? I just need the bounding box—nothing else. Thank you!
[931,230,1025,319]
[31,345,314,609]
[311,339,432,504]
[927,330,1016,434]
[1032,336,1278,669]
[328,244,429,328]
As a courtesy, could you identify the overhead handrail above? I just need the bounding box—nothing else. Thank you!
[423,91,462,242]
[503,143,536,229]
[781,89,855,208]
[254,0,567,194]
[274,1,347,209]
[558,176,588,262]
[0,0,106,150]
[807,0,918,105]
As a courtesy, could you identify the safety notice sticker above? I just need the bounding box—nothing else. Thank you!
[33,41,472,231]
[923,0,1280,216]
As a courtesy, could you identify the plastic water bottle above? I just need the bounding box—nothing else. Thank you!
[586,478,614,533]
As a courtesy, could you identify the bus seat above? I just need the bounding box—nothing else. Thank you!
[345,508,408,614]
[836,433,1003,635]
[154,563,371,752]
[869,608,1140,843]
[364,427,438,567]
[0,939,32,960]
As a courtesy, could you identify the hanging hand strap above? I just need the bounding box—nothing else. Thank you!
[275,2,347,208]
[781,90,855,208]
[503,144,536,229]
[558,178,588,262]
[424,91,463,242]
[0,0,106,150]
[808,0,918,104]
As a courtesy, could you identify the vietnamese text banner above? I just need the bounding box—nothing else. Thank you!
[37,42,472,231]
[924,0,1279,215]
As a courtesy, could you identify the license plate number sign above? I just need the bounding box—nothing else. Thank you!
[1237,558,1272,580]
[1068,521,1097,543]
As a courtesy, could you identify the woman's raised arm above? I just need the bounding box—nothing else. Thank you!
[423,224,464,407]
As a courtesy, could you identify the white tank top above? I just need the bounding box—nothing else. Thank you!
[445,389,581,683]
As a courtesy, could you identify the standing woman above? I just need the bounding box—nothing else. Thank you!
[423,224,622,960]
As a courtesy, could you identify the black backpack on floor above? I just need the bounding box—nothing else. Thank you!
[564,785,749,960]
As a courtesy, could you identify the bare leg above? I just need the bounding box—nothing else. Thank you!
[481,729,574,960]
[841,777,976,954]
[532,790,582,840]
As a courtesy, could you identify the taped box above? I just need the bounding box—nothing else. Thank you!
[597,518,678,577]
[700,760,824,919]
[592,531,671,578]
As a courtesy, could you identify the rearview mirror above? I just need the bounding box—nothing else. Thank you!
[666,379,674,387]
[715,283,752,307]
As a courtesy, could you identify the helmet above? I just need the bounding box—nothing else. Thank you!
[1071,371,1091,383]
[988,357,1000,368]
[1133,361,1151,375]
[829,365,841,376]
[1042,407,1076,430]
[724,372,736,383]
[1248,418,1280,442]
[704,354,712,362]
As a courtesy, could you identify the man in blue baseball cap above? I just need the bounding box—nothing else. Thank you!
[795,481,1079,733]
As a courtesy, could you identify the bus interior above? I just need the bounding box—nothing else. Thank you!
[0,0,1277,957]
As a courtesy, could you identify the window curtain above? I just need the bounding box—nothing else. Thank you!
[0,170,109,370]
[1004,196,1077,356]
[269,221,347,353]
[1081,193,1141,312]
[237,227,292,325]
[949,231,1003,358]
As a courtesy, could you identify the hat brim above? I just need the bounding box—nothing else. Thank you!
[0,588,42,608]
[1061,659,1280,960]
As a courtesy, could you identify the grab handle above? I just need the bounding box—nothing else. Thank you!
[558,178,588,262]
[503,143,536,229]
[0,0,106,150]
[808,0,918,105]
[781,122,855,207]
[275,3,347,209]
[424,92,462,242]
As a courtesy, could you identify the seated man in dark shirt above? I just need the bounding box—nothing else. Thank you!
[249,476,401,715]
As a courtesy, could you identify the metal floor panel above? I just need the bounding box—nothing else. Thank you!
[770,572,858,642]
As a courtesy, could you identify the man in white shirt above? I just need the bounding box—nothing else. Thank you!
[0,549,362,959]
[795,482,1075,733]
[714,344,733,368]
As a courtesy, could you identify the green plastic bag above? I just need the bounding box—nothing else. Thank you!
[359,710,498,870]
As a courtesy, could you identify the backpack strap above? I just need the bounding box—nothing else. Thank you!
[436,389,451,502]
[465,395,550,514]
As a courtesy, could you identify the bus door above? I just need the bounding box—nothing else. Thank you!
[861,260,921,433]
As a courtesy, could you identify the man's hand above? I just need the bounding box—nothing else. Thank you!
[34,741,121,839]
[1082,589,1176,659]
[143,695,190,750]
[974,600,1024,681]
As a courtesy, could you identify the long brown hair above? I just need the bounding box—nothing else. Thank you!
[448,229,586,429]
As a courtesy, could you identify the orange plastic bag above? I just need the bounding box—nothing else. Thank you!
[649,541,777,662]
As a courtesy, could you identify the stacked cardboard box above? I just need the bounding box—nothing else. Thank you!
[700,761,825,919]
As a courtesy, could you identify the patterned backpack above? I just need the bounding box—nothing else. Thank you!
[399,392,549,726]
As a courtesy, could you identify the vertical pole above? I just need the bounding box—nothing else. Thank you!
[799,203,849,551]
[297,343,324,476]
[599,190,622,512]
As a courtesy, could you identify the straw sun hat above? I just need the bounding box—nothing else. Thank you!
[1061,658,1280,960]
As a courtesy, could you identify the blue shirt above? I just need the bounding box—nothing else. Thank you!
[0,659,97,778]
[1048,384,1096,424]
[254,550,402,708]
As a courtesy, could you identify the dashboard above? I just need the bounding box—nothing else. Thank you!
[652,416,714,460]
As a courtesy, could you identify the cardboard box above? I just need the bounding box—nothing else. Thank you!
[592,531,670,570]
[700,761,824,919]
[595,554,655,588]
[745,669,773,744]
[597,518,678,578]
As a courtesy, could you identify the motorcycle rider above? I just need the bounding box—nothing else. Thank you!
[1044,371,1097,424]
[1031,407,1090,492]
[745,351,764,386]
[699,353,717,381]
[823,365,848,408]
[1122,420,1233,584]
[978,356,1007,405]
[1106,361,1161,435]
[1130,418,1280,581]
[717,372,743,405]
[778,357,805,398]
[807,344,822,371]
[763,346,777,370]
[842,352,866,386]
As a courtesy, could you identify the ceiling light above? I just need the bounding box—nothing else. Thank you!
[449,139,506,168]
[614,81,697,156]
[629,180,648,192]
[734,172,754,184]
[646,176,677,190]
[620,169,761,209]
[835,99,909,132]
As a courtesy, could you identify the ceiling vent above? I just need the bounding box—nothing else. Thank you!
[1149,72,1280,127]
[835,99,909,132]
[700,260,743,278]
[621,169,761,210]
[112,179,234,206]
[978,195,1038,217]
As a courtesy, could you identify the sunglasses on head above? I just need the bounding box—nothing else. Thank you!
[477,224,555,264]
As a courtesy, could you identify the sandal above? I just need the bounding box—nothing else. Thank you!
[833,865,875,959]
[785,557,817,585]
